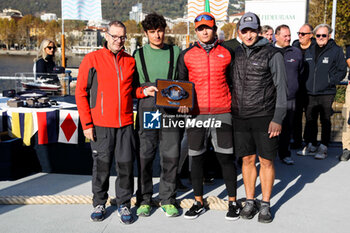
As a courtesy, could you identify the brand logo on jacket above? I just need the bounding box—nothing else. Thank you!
[322,57,329,64]
[287,59,296,62]
[144,110,161,129]
[217,54,224,58]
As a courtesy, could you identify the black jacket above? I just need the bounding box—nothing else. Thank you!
[304,39,347,95]
[232,37,287,124]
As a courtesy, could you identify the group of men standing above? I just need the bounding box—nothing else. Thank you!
[75,11,347,225]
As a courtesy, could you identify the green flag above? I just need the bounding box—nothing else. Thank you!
[205,0,210,13]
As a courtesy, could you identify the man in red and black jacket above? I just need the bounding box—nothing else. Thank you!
[177,12,239,221]
[76,21,156,224]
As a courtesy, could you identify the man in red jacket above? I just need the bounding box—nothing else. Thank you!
[177,12,239,221]
[75,21,156,224]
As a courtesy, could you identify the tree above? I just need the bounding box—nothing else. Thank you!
[45,20,60,42]
[0,19,17,49]
[123,20,139,34]
[172,22,187,34]
[17,15,36,49]
[220,23,235,40]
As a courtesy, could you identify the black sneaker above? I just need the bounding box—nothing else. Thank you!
[184,201,206,219]
[240,200,258,220]
[90,205,106,222]
[258,204,273,223]
[225,201,240,221]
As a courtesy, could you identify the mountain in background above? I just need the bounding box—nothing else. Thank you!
[1,0,240,22]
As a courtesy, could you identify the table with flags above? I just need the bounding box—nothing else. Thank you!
[0,97,81,145]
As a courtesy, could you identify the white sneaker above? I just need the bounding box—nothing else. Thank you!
[297,143,317,156]
[314,144,327,159]
[282,157,294,165]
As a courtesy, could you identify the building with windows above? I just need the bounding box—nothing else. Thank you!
[40,13,58,21]
[129,3,145,23]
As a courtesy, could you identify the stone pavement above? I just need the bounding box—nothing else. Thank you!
[0,145,349,233]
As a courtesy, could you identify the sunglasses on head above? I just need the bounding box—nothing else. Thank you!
[46,46,56,50]
[316,34,328,38]
[297,32,312,36]
[195,14,214,22]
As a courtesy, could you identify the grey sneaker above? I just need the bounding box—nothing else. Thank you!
[282,157,294,165]
[314,144,327,159]
[240,200,258,220]
[90,205,106,222]
[297,143,317,156]
[258,204,273,223]
[340,149,350,161]
[117,205,134,224]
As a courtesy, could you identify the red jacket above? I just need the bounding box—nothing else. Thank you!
[177,41,233,114]
[76,46,146,130]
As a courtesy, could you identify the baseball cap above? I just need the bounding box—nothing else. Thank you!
[239,12,260,31]
[194,12,215,29]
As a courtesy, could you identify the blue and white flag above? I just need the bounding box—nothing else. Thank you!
[62,0,102,20]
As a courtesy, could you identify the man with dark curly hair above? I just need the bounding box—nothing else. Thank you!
[134,12,182,218]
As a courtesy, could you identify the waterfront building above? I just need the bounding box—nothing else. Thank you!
[40,13,58,22]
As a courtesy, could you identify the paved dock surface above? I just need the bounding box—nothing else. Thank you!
[1,145,349,233]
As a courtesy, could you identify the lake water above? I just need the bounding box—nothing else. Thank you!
[0,55,84,76]
[0,54,84,93]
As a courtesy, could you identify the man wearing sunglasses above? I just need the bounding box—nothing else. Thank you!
[231,12,287,223]
[299,24,347,159]
[291,24,316,150]
[76,21,156,224]
[177,12,239,221]
[133,13,182,218]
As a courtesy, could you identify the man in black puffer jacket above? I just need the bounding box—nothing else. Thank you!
[231,12,287,223]
[298,24,347,159]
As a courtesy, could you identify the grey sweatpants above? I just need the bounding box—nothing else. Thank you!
[136,96,181,205]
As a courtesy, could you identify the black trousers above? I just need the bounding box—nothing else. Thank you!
[279,100,296,159]
[91,125,135,207]
[304,95,334,146]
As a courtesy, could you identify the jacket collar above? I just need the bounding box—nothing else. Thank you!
[103,41,125,57]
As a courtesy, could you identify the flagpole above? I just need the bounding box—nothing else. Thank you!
[61,0,66,68]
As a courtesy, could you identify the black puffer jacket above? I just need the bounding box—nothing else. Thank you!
[304,39,347,95]
[232,38,280,119]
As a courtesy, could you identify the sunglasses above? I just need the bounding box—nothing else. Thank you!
[46,46,56,50]
[297,32,312,36]
[195,14,214,22]
[316,34,328,38]
[106,31,127,41]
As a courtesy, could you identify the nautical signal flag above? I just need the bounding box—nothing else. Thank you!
[37,110,58,145]
[58,110,79,144]
[10,112,34,146]
[62,0,102,20]
[188,0,229,21]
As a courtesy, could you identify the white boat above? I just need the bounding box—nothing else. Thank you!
[21,76,61,92]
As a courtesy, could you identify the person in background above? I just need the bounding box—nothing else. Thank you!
[34,39,59,83]
[298,24,347,159]
[260,25,274,43]
[340,43,350,161]
[291,23,315,149]
[273,24,303,165]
